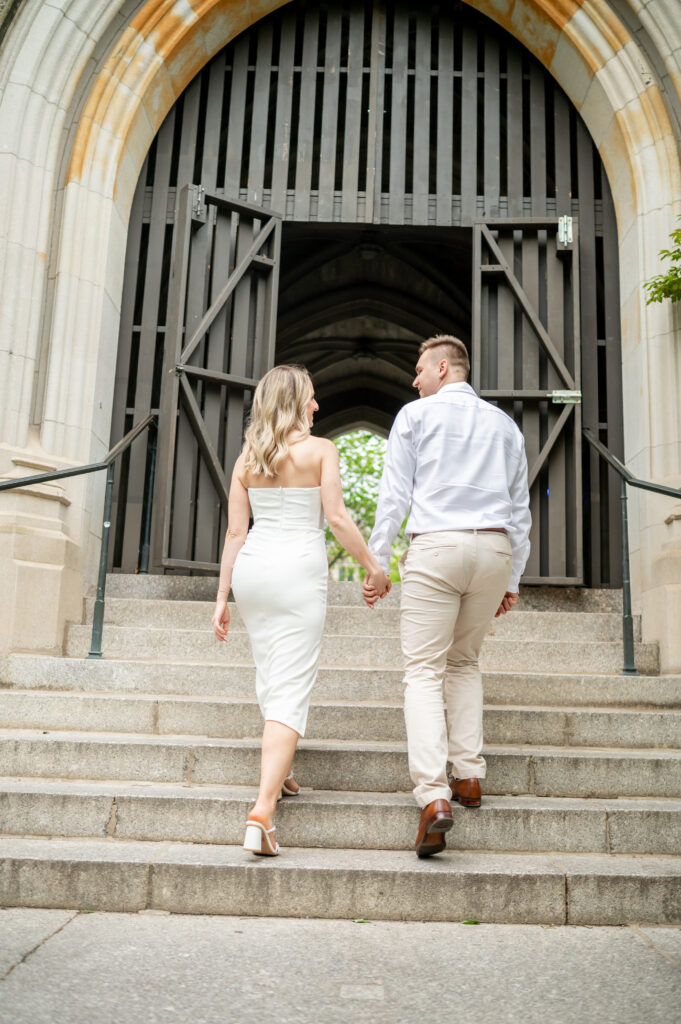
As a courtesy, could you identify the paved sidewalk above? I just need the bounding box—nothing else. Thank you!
[1,909,680,1024]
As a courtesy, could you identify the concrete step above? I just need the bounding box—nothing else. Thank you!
[1,835,678,924]
[63,624,660,675]
[87,598,639,642]
[105,575,624,611]
[0,690,678,749]
[2,779,680,856]
[2,730,680,797]
[3,655,680,707]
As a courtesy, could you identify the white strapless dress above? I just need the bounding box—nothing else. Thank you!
[231,487,328,737]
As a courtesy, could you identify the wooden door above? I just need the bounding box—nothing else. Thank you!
[151,186,282,572]
[472,217,582,584]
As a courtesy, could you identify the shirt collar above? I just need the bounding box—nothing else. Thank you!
[438,382,476,396]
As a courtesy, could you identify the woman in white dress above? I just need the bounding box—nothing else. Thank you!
[211,366,389,856]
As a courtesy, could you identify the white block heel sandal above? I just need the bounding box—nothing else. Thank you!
[281,776,300,797]
[243,820,279,856]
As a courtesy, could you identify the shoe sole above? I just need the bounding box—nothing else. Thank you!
[415,814,454,858]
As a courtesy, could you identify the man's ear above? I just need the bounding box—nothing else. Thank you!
[439,359,449,379]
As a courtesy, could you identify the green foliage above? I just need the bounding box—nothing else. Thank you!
[325,429,408,582]
[644,216,681,305]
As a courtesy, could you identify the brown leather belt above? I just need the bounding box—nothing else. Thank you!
[411,528,507,539]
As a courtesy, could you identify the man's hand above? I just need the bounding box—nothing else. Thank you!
[212,595,230,641]
[495,591,519,617]
[362,575,391,609]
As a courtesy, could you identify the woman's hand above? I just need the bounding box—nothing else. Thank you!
[369,567,391,597]
[212,594,230,641]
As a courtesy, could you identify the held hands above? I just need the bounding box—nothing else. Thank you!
[362,569,391,609]
[212,593,230,641]
[495,591,519,617]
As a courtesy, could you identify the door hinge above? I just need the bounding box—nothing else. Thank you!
[549,389,581,404]
[557,216,573,247]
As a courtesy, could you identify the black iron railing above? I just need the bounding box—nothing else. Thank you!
[583,429,681,675]
[0,414,158,659]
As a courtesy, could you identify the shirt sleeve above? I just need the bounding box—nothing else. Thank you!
[506,434,532,592]
[369,408,416,573]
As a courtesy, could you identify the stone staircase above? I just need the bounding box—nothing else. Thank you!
[0,576,680,924]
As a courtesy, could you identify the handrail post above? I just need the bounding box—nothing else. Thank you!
[137,420,157,574]
[88,462,116,659]
[619,476,638,675]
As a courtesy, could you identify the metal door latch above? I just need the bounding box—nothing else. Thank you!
[549,389,582,404]
[192,184,206,219]
[557,216,573,246]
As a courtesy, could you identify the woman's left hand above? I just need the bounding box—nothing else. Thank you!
[212,595,230,641]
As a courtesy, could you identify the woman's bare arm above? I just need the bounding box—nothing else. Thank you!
[212,457,251,640]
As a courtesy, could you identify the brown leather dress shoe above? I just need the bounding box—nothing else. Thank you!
[450,777,482,808]
[415,798,454,858]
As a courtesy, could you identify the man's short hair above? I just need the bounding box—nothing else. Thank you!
[419,334,470,377]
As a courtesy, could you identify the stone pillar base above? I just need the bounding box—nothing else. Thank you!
[0,455,82,655]
[642,504,681,675]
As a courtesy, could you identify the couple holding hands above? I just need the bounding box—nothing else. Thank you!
[211,335,531,859]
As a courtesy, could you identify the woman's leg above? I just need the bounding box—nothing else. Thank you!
[249,720,300,825]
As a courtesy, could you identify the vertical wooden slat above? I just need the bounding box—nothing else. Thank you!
[365,4,386,223]
[570,223,584,582]
[271,11,296,213]
[436,14,453,226]
[553,88,571,210]
[178,63,225,565]
[293,9,320,220]
[248,22,274,205]
[460,24,477,223]
[151,185,193,569]
[318,8,342,221]
[520,229,541,578]
[546,235,567,578]
[412,11,431,224]
[576,121,600,584]
[483,36,500,216]
[176,78,201,190]
[341,5,365,222]
[224,214,253,474]
[388,5,409,225]
[471,223,482,391]
[496,228,516,392]
[224,37,250,197]
[602,173,623,584]
[505,48,523,216]
[529,64,546,216]
[122,110,176,571]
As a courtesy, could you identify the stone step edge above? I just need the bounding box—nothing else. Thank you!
[1,836,679,924]
[66,622,649,646]
[2,729,680,757]
[5,653,676,682]
[3,689,679,717]
[3,777,681,808]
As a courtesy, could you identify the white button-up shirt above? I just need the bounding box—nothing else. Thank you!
[369,382,531,591]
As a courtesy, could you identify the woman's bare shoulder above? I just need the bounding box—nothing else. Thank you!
[310,436,337,455]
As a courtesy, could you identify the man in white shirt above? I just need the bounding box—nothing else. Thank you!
[364,335,531,858]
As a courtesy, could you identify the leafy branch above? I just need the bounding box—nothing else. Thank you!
[644,216,681,304]
[325,429,408,582]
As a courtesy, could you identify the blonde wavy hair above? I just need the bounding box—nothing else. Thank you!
[242,365,313,477]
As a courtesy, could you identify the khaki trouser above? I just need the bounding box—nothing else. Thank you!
[400,530,512,808]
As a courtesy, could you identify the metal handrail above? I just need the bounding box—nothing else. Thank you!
[0,413,158,659]
[583,428,681,675]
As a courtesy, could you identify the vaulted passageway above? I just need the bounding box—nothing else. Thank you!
[276,224,471,436]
